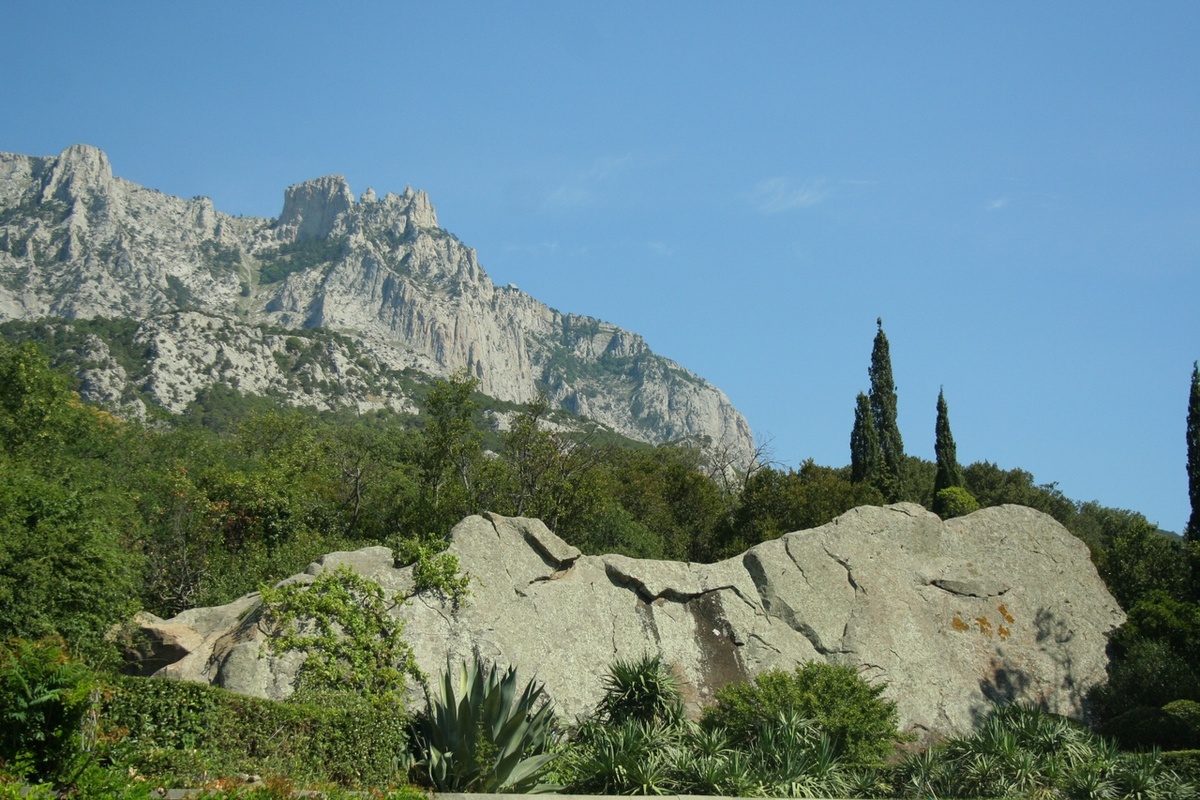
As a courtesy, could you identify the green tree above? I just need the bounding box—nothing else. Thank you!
[932,388,967,516]
[412,371,487,534]
[0,464,142,662]
[849,392,880,486]
[868,319,904,501]
[0,341,79,456]
[1098,515,1192,609]
[728,462,885,556]
[932,388,963,493]
[500,395,607,533]
[0,341,143,661]
[962,461,1076,527]
[595,445,727,561]
[1188,361,1200,541]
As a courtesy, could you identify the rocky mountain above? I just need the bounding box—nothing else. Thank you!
[0,144,753,456]
[125,504,1125,740]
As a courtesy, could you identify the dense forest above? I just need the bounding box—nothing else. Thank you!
[3,326,1200,797]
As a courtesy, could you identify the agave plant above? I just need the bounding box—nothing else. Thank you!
[415,653,558,793]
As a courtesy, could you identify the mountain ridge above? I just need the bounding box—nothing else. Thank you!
[0,144,753,458]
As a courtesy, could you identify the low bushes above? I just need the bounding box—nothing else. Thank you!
[893,702,1196,799]
[555,657,899,797]
[1099,699,1200,751]
[103,675,410,788]
[700,661,901,766]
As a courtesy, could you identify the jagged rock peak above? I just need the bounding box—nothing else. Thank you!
[277,175,354,241]
[383,185,438,229]
[40,144,114,203]
[276,176,439,242]
[0,145,754,461]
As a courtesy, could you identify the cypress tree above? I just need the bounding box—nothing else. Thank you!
[926,391,964,522]
[868,318,904,501]
[850,392,880,485]
[933,387,965,511]
[1188,362,1200,540]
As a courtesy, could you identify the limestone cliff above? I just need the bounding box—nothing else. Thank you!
[0,145,753,457]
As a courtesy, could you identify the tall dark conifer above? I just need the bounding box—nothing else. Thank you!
[933,387,964,496]
[1187,361,1200,540]
[868,318,904,501]
[850,392,880,485]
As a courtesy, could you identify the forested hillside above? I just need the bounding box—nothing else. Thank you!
[4,324,1200,797]
[1,330,1196,705]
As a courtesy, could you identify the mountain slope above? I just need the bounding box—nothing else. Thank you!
[0,145,753,457]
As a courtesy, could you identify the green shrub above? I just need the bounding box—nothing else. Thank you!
[258,565,421,703]
[701,661,900,766]
[896,703,1198,800]
[594,654,684,727]
[1100,705,1183,750]
[1102,700,1200,751]
[1088,636,1200,728]
[101,675,409,788]
[0,637,95,783]
[933,486,980,519]
[559,711,856,797]
[1161,750,1200,786]
[557,718,687,796]
[1166,700,1200,749]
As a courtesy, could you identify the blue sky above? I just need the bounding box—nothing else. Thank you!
[3,2,1197,531]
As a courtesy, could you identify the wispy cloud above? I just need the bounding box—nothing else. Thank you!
[541,155,632,211]
[504,241,561,257]
[647,240,674,257]
[987,197,1009,211]
[748,177,828,214]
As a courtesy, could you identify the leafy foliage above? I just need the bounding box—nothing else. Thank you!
[726,461,884,555]
[1099,521,1193,610]
[932,387,965,508]
[934,485,979,519]
[0,341,142,661]
[258,566,420,703]
[894,702,1196,799]
[391,533,472,608]
[101,674,411,788]
[414,654,558,793]
[559,708,857,797]
[0,638,95,783]
[849,391,880,487]
[962,459,1077,525]
[701,661,900,767]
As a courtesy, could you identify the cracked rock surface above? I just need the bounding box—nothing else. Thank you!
[129,503,1124,739]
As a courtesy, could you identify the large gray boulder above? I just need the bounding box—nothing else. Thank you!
[131,503,1124,739]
